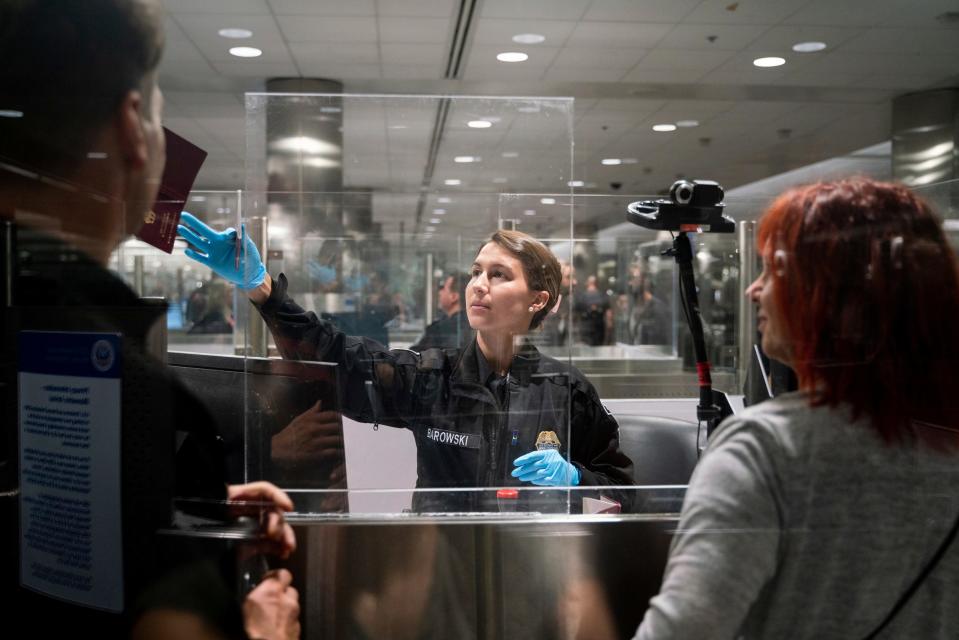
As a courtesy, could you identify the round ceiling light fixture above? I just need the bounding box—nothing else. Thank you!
[753,56,786,68]
[601,158,622,165]
[496,51,529,62]
[652,124,677,132]
[792,41,827,53]
[218,28,253,39]
[467,120,493,128]
[229,46,262,58]
[512,33,545,44]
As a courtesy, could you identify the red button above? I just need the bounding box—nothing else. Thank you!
[496,489,519,500]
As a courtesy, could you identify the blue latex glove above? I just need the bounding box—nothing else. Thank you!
[177,211,266,290]
[511,449,581,486]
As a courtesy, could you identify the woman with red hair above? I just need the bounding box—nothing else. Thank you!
[634,177,959,639]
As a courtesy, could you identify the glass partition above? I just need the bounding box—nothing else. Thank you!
[240,93,578,514]
[103,84,959,519]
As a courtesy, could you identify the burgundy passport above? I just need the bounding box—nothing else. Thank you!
[136,127,208,253]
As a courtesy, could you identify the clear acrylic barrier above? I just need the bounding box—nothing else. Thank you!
[109,191,242,355]
[241,93,577,514]
[104,89,959,518]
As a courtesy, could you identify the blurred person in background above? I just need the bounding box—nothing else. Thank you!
[410,272,472,351]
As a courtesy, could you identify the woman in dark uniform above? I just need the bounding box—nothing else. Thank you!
[178,217,634,512]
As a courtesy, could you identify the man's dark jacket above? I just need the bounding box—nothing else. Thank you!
[1,227,234,635]
[257,274,634,512]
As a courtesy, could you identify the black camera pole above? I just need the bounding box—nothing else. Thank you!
[626,180,735,442]
[667,231,722,436]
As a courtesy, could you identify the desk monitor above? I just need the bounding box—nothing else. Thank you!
[168,352,346,510]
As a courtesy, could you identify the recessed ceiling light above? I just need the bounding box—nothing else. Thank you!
[430,218,442,224]
[512,33,545,44]
[218,28,252,39]
[622,158,638,164]
[524,209,537,216]
[753,56,785,68]
[792,41,827,53]
[501,151,519,158]
[496,51,529,63]
[653,124,677,132]
[433,208,446,215]
[0,109,24,118]
[468,120,493,128]
[540,197,556,204]
[675,120,700,128]
[601,158,622,165]
[454,156,478,163]
[567,180,585,187]
[444,179,461,186]
[437,197,451,204]
[229,46,262,58]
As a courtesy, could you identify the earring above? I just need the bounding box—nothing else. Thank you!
[528,306,534,312]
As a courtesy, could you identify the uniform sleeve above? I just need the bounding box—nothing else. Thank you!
[633,417,783,640]
[571,381,635,489]
[254,273,429,428]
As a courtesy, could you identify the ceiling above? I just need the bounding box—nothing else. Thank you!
[158,0,959,233]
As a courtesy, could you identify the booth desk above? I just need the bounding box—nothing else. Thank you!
[283,489,686,640]
[168,350,702,638]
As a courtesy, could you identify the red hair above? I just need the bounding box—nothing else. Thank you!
[757,177,959,445]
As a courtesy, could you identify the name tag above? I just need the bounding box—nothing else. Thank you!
[426,428,481,449]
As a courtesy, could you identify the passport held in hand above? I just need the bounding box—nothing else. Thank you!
[136,127,207,253]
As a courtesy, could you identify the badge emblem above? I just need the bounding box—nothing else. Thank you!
[535,430,561,451]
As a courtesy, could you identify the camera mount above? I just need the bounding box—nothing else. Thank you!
[625,180,735,443]
[625,180,734,233]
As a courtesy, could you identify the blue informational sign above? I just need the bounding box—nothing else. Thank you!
[18,331,123,612]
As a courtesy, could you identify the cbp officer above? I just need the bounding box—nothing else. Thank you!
[178,218,634,512]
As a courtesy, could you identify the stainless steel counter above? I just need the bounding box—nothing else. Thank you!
[285,508,682,640]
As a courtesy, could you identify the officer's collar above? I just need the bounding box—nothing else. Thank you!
[455,337,540,387]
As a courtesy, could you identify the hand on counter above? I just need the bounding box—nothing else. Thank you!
[227,481,296,559]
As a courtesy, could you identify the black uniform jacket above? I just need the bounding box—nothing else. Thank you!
[257,274,634,512]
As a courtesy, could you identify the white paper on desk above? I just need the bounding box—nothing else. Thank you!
[583,496,622,514]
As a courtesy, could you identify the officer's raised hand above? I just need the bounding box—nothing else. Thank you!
[511,449,581,486]
[177,211,266,290]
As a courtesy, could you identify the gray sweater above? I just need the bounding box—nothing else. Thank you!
[635,392,959,639]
